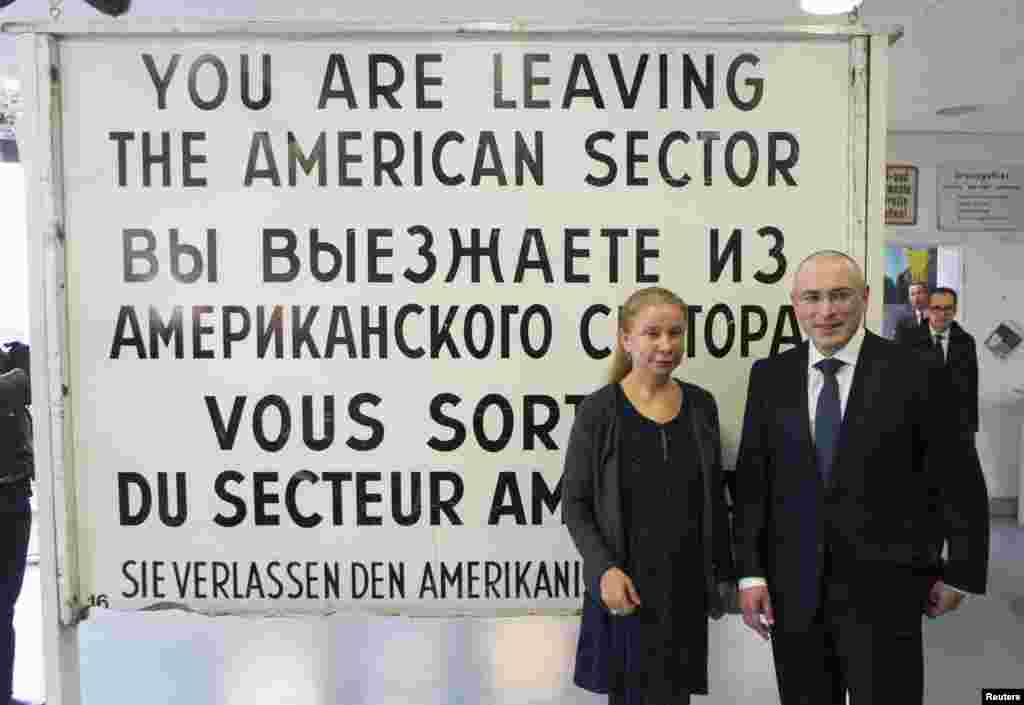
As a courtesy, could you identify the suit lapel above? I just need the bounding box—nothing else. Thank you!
[946,323,964,366]
[910,323,941,364]
[788,343,817,467]
[833,331,882,479]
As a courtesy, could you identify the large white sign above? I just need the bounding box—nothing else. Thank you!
[59,35,852,612]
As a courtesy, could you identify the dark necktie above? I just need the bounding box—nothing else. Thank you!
[934,332,945,363]
[814,358,845,485]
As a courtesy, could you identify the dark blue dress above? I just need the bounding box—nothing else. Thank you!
[605,392,707,705]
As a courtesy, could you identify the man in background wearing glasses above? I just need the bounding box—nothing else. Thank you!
[922,288,979,437]
[903,285,986,533]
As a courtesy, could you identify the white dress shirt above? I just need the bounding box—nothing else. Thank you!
[929,325,949,361]
[806,326,863,439]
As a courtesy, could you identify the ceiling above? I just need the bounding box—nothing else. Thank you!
[0,0,1021,135]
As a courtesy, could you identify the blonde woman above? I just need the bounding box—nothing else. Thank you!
[563,286,735,705]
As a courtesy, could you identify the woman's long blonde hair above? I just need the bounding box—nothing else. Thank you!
[607,286,689,384]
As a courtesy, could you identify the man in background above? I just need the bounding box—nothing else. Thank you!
[900,286,989,622]
[893,281,930,343]
[922,288,978,434]
[0,341,35,705]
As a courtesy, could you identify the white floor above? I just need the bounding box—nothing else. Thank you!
[13,519,44,704]
[11,518,1024,705]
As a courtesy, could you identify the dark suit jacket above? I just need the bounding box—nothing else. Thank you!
[893,309,928,345]
[562,380,734,594]
[0,361,32,513]
[900,321,979,434]
[733,331,988,630]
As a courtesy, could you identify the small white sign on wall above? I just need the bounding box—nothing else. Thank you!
[938,162,1024,232]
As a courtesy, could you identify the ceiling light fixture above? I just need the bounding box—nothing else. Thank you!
[935,104,983,117]
[0,0,128,15]
[800,0,863,14]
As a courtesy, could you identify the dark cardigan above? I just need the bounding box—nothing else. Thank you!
[562,380,736,694]
[562,380,735,595]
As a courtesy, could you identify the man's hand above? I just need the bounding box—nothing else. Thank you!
[599,566,641,615]
[925,580,964,618]
[740,585,774,640]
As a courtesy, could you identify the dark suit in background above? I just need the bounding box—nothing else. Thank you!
[893,308,928,345]
[893,280,931,343]
[901,320,978,434]
[902,318,989,595]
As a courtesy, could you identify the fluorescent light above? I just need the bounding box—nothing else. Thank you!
[935,104,983,117]
[801,0,862,13]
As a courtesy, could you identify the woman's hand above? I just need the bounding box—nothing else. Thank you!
[600,566,642,615]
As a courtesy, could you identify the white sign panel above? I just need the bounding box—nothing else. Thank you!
[59,35,852,612]
[938,162,1024,231]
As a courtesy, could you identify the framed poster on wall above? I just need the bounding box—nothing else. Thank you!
[886,163,918,225]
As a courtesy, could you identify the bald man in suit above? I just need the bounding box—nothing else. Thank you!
[734,252,989,705]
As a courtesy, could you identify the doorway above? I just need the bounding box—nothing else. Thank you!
[882,244,963,339]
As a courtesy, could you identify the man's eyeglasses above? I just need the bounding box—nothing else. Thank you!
[929,305,955,313]
[796,288,857,307]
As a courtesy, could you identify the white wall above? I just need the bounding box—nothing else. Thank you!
[0,163,29,343]
[0,0,801,79]
[887,132,1024,500]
